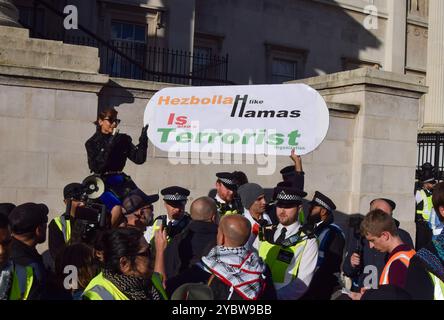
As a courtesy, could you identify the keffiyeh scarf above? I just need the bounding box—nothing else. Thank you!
[201,245,266,300]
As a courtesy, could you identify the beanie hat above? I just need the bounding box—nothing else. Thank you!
[237,183,264,210]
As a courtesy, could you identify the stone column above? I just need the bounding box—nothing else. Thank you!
[423,0,444,131]
[0,0,21,27]
[384,0,407,74]
[296,67,427,240]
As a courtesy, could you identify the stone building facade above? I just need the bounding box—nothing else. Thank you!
[0,0,442,251]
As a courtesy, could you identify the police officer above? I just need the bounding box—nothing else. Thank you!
[415,163,441,250]
[0,212,36,300]
[258,187,318,300]
[302,191,345,300]
[48,183,85,260]
[213,172,241,216]
[8,203,49,300]
[144,186,191,244]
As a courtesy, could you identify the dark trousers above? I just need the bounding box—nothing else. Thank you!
[415,220,433,251]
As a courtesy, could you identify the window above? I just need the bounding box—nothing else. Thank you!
[111,21,146,43]
[109,21,146,79]
[265,43,307,84]
[193,46,213,76]
[17,5,45,37]
[193,33,226,85]
[271,58,298,84]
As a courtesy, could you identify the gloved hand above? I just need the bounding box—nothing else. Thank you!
[139,124,149,145]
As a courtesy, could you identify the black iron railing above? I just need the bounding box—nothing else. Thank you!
[417,132,444,181]
[18,0,233,86]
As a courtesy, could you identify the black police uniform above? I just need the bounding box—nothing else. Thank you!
[213,172,242,216]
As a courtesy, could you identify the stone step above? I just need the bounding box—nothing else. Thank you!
[0,26,29,39]
[0,47,99,73]
[0,36,98,59]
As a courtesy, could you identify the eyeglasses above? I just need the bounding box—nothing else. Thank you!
[103,118,121,125]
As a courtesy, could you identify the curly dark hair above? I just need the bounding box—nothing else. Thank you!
[100,227,145,274]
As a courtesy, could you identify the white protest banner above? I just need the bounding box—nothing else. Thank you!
[144,84,329,156]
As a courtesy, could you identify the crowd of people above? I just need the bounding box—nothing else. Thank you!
[1,108,444,300]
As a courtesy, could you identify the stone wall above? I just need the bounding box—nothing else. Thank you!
[0,24,427,251]
[295,68,427,237]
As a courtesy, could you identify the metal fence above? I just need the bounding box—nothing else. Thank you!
[19,0,232,86]
[417,133,444,181]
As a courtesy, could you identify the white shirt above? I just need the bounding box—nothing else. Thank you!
[273,221,319,300]
[215,194,226,204]
[143,214,185,242]
[416,189,443,236]
[243,209,272,250]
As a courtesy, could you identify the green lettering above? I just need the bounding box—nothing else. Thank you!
[288,130,302,146]
[242,133,256,144]
[266,133,285,145]
[176,132,192,143]
[222,133,240,144]
[157,128,176,142]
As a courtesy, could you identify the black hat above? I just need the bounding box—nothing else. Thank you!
[63,183,84,200]
[9,203,49,234]
[271,181,293,200]
[280,166,295,177]
[171,283,214,300]
[371,198,396,211]
[161,186,190,204]
[310,191,336,212]
[0,203,16,218]
[274,187,307,208]
[122,189,159,215]
[216,172,238,191]
[420,169,436,184]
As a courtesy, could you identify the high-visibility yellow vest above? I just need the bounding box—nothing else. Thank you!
[298,208,305,225]
[82,272,129,300]
[9,264,34,300]
[417,189,433,222]
[258,235,307,288]
[82,272,168,300]
[429,273,444,300]
[379,249,416,285]
[53,215,71,244]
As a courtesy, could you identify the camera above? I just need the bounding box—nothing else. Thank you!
[348,214,364,255]
[66,176,108,245]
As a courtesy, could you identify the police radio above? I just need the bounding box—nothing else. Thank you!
[280,223,316,248]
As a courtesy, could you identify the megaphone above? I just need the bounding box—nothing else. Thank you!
[82,175,105,199]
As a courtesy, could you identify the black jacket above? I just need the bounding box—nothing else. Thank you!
[85,131,147,174]
[303,216,345,300]
[48,215,68,260]
[405,242,443,300]
[10,238,47,300]
[342,219,414,291]
[164,220,218,279]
